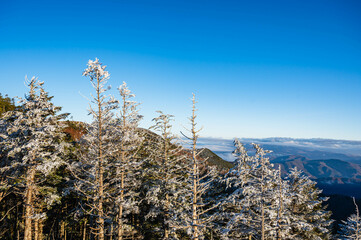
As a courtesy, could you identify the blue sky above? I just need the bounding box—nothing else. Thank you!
[1,0,360,140]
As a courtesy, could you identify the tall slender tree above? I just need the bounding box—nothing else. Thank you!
[180,94,219,240]
[70,59,117,240]
[272,165,293,239]
[144,111,189,239]
[111,82,143,240]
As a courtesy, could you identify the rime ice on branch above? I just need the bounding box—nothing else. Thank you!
[180,94,220,240]
[111,82,143,240]
[0,77,68,240]
[144,111,189,239]
[70,58,117,240]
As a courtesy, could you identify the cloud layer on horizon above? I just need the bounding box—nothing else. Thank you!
[184,137,361,162]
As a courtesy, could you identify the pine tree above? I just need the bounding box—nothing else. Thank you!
[220,139,254,239]
[224,142,284,239]
[0,77,68,240]
[243,143,279,240]
[111,82,143,240]
[272,165,293,239]
[286,167,333,239]
[69,59,117,240]
[221,140,293,239]
[180,94,219,240]
[339,197,361,239]
[144,111,189,239]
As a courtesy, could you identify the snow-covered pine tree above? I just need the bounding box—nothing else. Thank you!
[110,82,143,240]
[234,143,280,240]
[339,197,361,239]
[180,94,219,240]
[286,167,333,239]
[221,140,293,240]
[219,139,254,239]
[69,59,117,240]
[144,111,189,239]
[271,165,293,239]
[0,77,68,240]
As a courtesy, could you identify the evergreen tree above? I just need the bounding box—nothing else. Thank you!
[111,82,143,240]
[339,197,361,239]
[286,167,333,239]
[221,140,293,239]
[180,94,219,240]
[69,59,117,240]
[0,77,68,240]
[220,139,254,239]
[272,165,293,239]
[240,143,279,240]
[144,111,189,239]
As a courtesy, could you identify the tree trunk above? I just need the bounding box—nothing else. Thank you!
[261,204,265,240]
[163,140,170,240]
[192,131,198,240]
[110,223,113,240]
[117,148,125,240]
[261,167,265,240]
[97,75,105,240]
[164,194,170,239]
[39,220,43,240]
[117,180,124,240]
[61,221,65,239]
[98,160,104,240]
[83,220,87,240]
[191,97,199,240]
[24,166,35,240]
[16,203,20,240]
[34,218,39,240]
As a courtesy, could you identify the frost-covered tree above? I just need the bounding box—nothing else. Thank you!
[272,165,293,240]
[69,59,117,240]
[223,150,331,240]
[241,143,278,240]
[220,139,254,239]
[221,140,293,240]
[180,94,219,240]
[110,82,143,240]
[224,142,287,240]
[144,111,189,239]
[0,77,68,240]
[339,197,361,239]
[286,167,333,239]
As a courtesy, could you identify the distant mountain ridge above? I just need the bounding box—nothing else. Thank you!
[270,155,361,198]
[272,155,361,181]
[195,137,361,163]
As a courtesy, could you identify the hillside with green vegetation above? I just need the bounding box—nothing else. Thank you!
[0,93,17,117]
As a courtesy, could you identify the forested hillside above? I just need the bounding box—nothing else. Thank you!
[0,93,17,117]
[0,59,360,240]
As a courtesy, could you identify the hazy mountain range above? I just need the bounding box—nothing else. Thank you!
[192,137,361,198]
[194,137,361,163]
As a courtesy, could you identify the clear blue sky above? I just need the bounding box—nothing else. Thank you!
[1,0,360,140]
